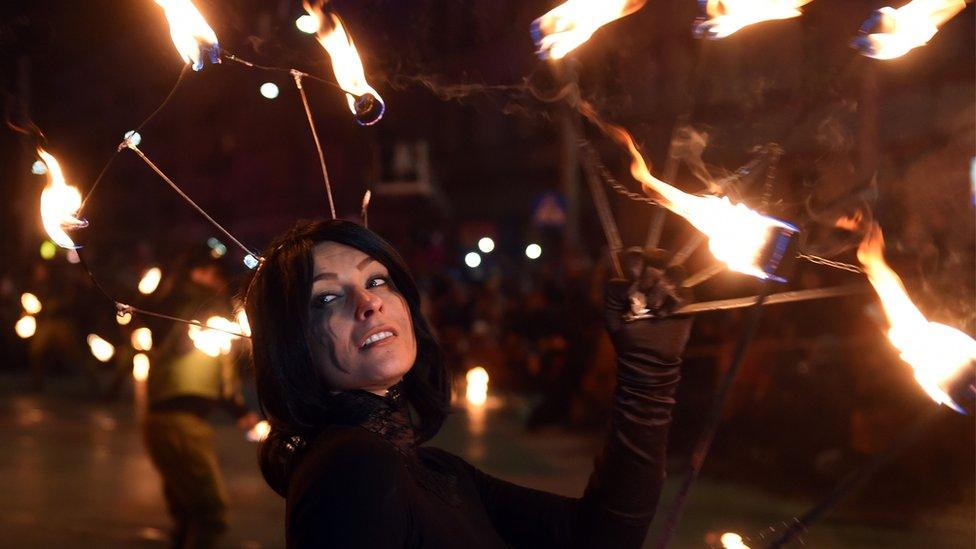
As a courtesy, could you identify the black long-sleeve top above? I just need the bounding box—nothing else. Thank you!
[286,319,688,548]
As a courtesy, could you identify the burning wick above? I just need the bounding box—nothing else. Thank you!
[855,221,975,413]
[133,353,151,382]
[87,334,115,363]
[247,420,272,442]
[36,148,89,249]
[21,293,42,315]
[15,316,37,339]
[531,0,647,60]
[693,0,813,40]
[302,1,386,125]
[719,532,752,549]
[851,0,967,60]
[138,267,163,295]
[465,367,489,407]
[361,189,371,227]
[153,0,220,71]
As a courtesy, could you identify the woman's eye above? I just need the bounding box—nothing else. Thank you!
[314,293,339,307]
[367,276,389,289]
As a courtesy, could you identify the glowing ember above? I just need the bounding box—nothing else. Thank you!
[131,327,153,351]
[37,149,88,249]
[15,316,36,339]
[587,108,796,279]
[531,0,646,60]
[153,0,220,71]
[138,267,163,295]
[852,0,966,60]
[87,334,115,363]
[21,293,42,315]
[187,315,242,357]
[465,367,489,406]
[133,353,151,382]
[302,1,385,125]
[694,0,813,40]
[246,420,272,442]
[720,533,752,549]
[857,223,975,412]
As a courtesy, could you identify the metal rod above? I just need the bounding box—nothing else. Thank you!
[553,61,624,277]
[644,36,712,249]
[76,251,249,339]
[668,233,706,267]
[656,283,773,548]
[124,143,258,258]
[579,141,624,276]
[681,263,726,288]
[766,406,946,548]
[674,284,867,315]
[292,70,337,220]
[79,64,192,215]
[122,304,248,338]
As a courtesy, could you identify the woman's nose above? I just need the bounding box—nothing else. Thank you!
[353,288,384,321]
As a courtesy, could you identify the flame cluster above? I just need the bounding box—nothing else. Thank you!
[187,315,246,357]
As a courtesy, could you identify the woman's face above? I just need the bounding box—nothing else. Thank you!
[308,241,417,395]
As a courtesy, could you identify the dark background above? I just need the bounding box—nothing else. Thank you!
[1,0,973,536]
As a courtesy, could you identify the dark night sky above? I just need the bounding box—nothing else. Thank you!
[1,0,973,318]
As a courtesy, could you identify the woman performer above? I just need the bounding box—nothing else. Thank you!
[245,219,691,548]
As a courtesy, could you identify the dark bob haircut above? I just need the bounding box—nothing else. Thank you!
[244,219,451,496]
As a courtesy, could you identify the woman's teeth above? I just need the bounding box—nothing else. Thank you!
[361,331,394,349]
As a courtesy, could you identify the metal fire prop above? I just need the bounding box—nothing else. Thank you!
[18,0,974,531]
[32,0,392,339]
[520,2,972,547]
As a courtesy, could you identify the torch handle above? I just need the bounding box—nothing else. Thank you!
[766,405,946,548]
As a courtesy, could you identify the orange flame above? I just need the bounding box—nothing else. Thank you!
[852,0,966,60]
[857,222,974,412]
[37,149,87,249]
[582,105,795,279]
[531,0,647,60]
[153,0,220,70]
[303,1,385,119]
[694,0,813,39]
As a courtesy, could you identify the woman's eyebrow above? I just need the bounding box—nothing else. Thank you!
[356,257,376,271]
[312,272,338,282]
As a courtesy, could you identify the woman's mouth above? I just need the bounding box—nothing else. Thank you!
[360,330,396,350]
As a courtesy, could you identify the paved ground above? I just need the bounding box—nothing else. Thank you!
[0,374,972,548]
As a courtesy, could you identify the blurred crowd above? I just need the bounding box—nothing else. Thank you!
[2,229,973,520]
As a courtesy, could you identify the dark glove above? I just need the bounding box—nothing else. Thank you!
[605,248,693,365]
[578,251,693,547]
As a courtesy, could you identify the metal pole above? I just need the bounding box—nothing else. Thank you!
[766,406,946,548]
[674,284,868,315]
[552,61,624,277]
[292,70,337,220]
[655,282,773,548]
